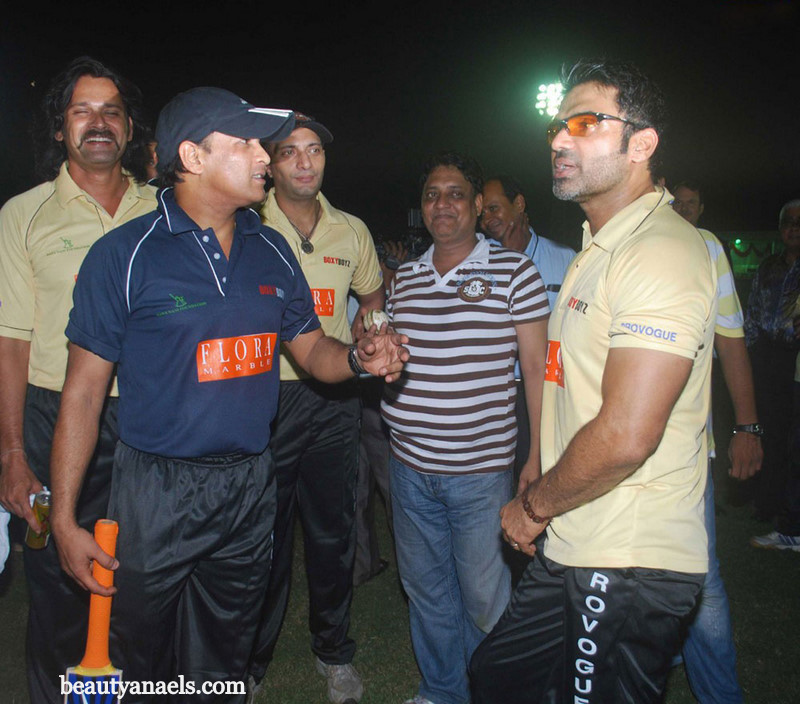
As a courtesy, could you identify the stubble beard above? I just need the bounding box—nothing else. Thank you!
[552,150,628,203]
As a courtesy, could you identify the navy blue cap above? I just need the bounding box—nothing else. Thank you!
[155,87,295,173]
[288,113,333,145]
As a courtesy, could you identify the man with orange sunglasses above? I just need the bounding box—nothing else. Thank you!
[472,60,717,704]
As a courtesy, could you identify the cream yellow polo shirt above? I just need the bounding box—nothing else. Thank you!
[541,188,717,573]
[260,189,382,381]
[0,163,157,393]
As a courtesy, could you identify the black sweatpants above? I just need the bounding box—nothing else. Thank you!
[470,551,704,704]
[23,385,117,704]
[249,379,360,681]
[108,443,275,703]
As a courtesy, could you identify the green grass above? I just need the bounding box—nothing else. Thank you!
[2,492,799,703]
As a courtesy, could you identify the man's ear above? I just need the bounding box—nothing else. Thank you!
[474,192,483,217]
[513,193,526,214]
[178,140,205,176]
[629,127,658,164]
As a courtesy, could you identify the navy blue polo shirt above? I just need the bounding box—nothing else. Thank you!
[66,188,320,457]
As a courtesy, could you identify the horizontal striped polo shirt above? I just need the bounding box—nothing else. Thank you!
[382,234,549,474]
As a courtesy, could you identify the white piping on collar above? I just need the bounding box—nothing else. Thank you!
[126,215,163,313]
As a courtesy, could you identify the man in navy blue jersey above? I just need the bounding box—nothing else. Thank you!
[50,87,407,703]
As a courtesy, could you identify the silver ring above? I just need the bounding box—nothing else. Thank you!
[511,541,519,548]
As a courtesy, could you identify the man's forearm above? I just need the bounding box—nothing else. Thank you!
[714,332,763,479]
[358,286,385,314]
[517,319,548,478]
[352,286,386,341]
[50,346,113,530]
[50,392,105,528]
[714,333,758,424]
[0,336,44,525]
[527,347,691,520]
[528,413,650,519]
[299,335,354,383]
[0,336,31,456]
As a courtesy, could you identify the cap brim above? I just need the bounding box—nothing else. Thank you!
[219,109,295,143]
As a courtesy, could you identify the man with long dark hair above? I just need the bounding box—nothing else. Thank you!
[0,56,156,703]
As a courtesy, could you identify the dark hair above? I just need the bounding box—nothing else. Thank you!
[419,152,484,197]
[672,180,703,205]
[486,174,525,204]
[562,60,667,174]
[159,134,212,188]
[33,56,151,184]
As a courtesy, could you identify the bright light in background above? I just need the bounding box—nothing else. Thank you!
[535,82,563,116]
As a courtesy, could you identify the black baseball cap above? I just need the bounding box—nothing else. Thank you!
[282,112,334,145]
[155,87,295,173]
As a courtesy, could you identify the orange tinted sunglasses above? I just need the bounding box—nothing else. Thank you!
[546,112,643,145]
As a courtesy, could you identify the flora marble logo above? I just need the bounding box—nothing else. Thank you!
[196,332,277,382]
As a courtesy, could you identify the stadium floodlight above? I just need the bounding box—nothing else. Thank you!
[535,82,564,117]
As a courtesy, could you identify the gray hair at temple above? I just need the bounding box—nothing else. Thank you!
[779,200,800,227]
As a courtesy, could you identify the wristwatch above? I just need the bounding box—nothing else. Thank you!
[732,423,764,437]
[347,345,366,376]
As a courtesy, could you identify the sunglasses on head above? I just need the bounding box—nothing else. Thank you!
[546,112,644,145]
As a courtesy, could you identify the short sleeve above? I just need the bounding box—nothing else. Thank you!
[348,217,383,296]
[0,198,36,339]
[708,236,744,337]
[606,230,716,359]
[509,256,550,323]
[65,238,130,362]
[714,245,744,337]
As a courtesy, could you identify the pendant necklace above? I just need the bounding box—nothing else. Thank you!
[288,201,321,254]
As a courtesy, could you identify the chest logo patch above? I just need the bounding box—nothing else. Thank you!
[196,332,277,382]
[323,256,351,268]
[457,276,492,302]
[567,296,589,315]
[259,285,285,299]
[157,293,207,317]
[311,288,335,316]
[544,339,564,388]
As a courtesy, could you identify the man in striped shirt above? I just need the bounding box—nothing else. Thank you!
[382,152,549,704]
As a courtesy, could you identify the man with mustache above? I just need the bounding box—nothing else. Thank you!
[49,87,407,702]
[471,61,717,703]
[0,56,156,704]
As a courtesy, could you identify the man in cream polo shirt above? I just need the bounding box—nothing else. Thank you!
[248,114,383,704]
[471,61,717,704]
[0,57,156,704]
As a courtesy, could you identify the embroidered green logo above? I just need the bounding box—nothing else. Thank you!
[157,293,207,317]
[45,236,87,257]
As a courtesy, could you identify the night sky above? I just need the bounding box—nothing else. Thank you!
[1,1,796,250]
